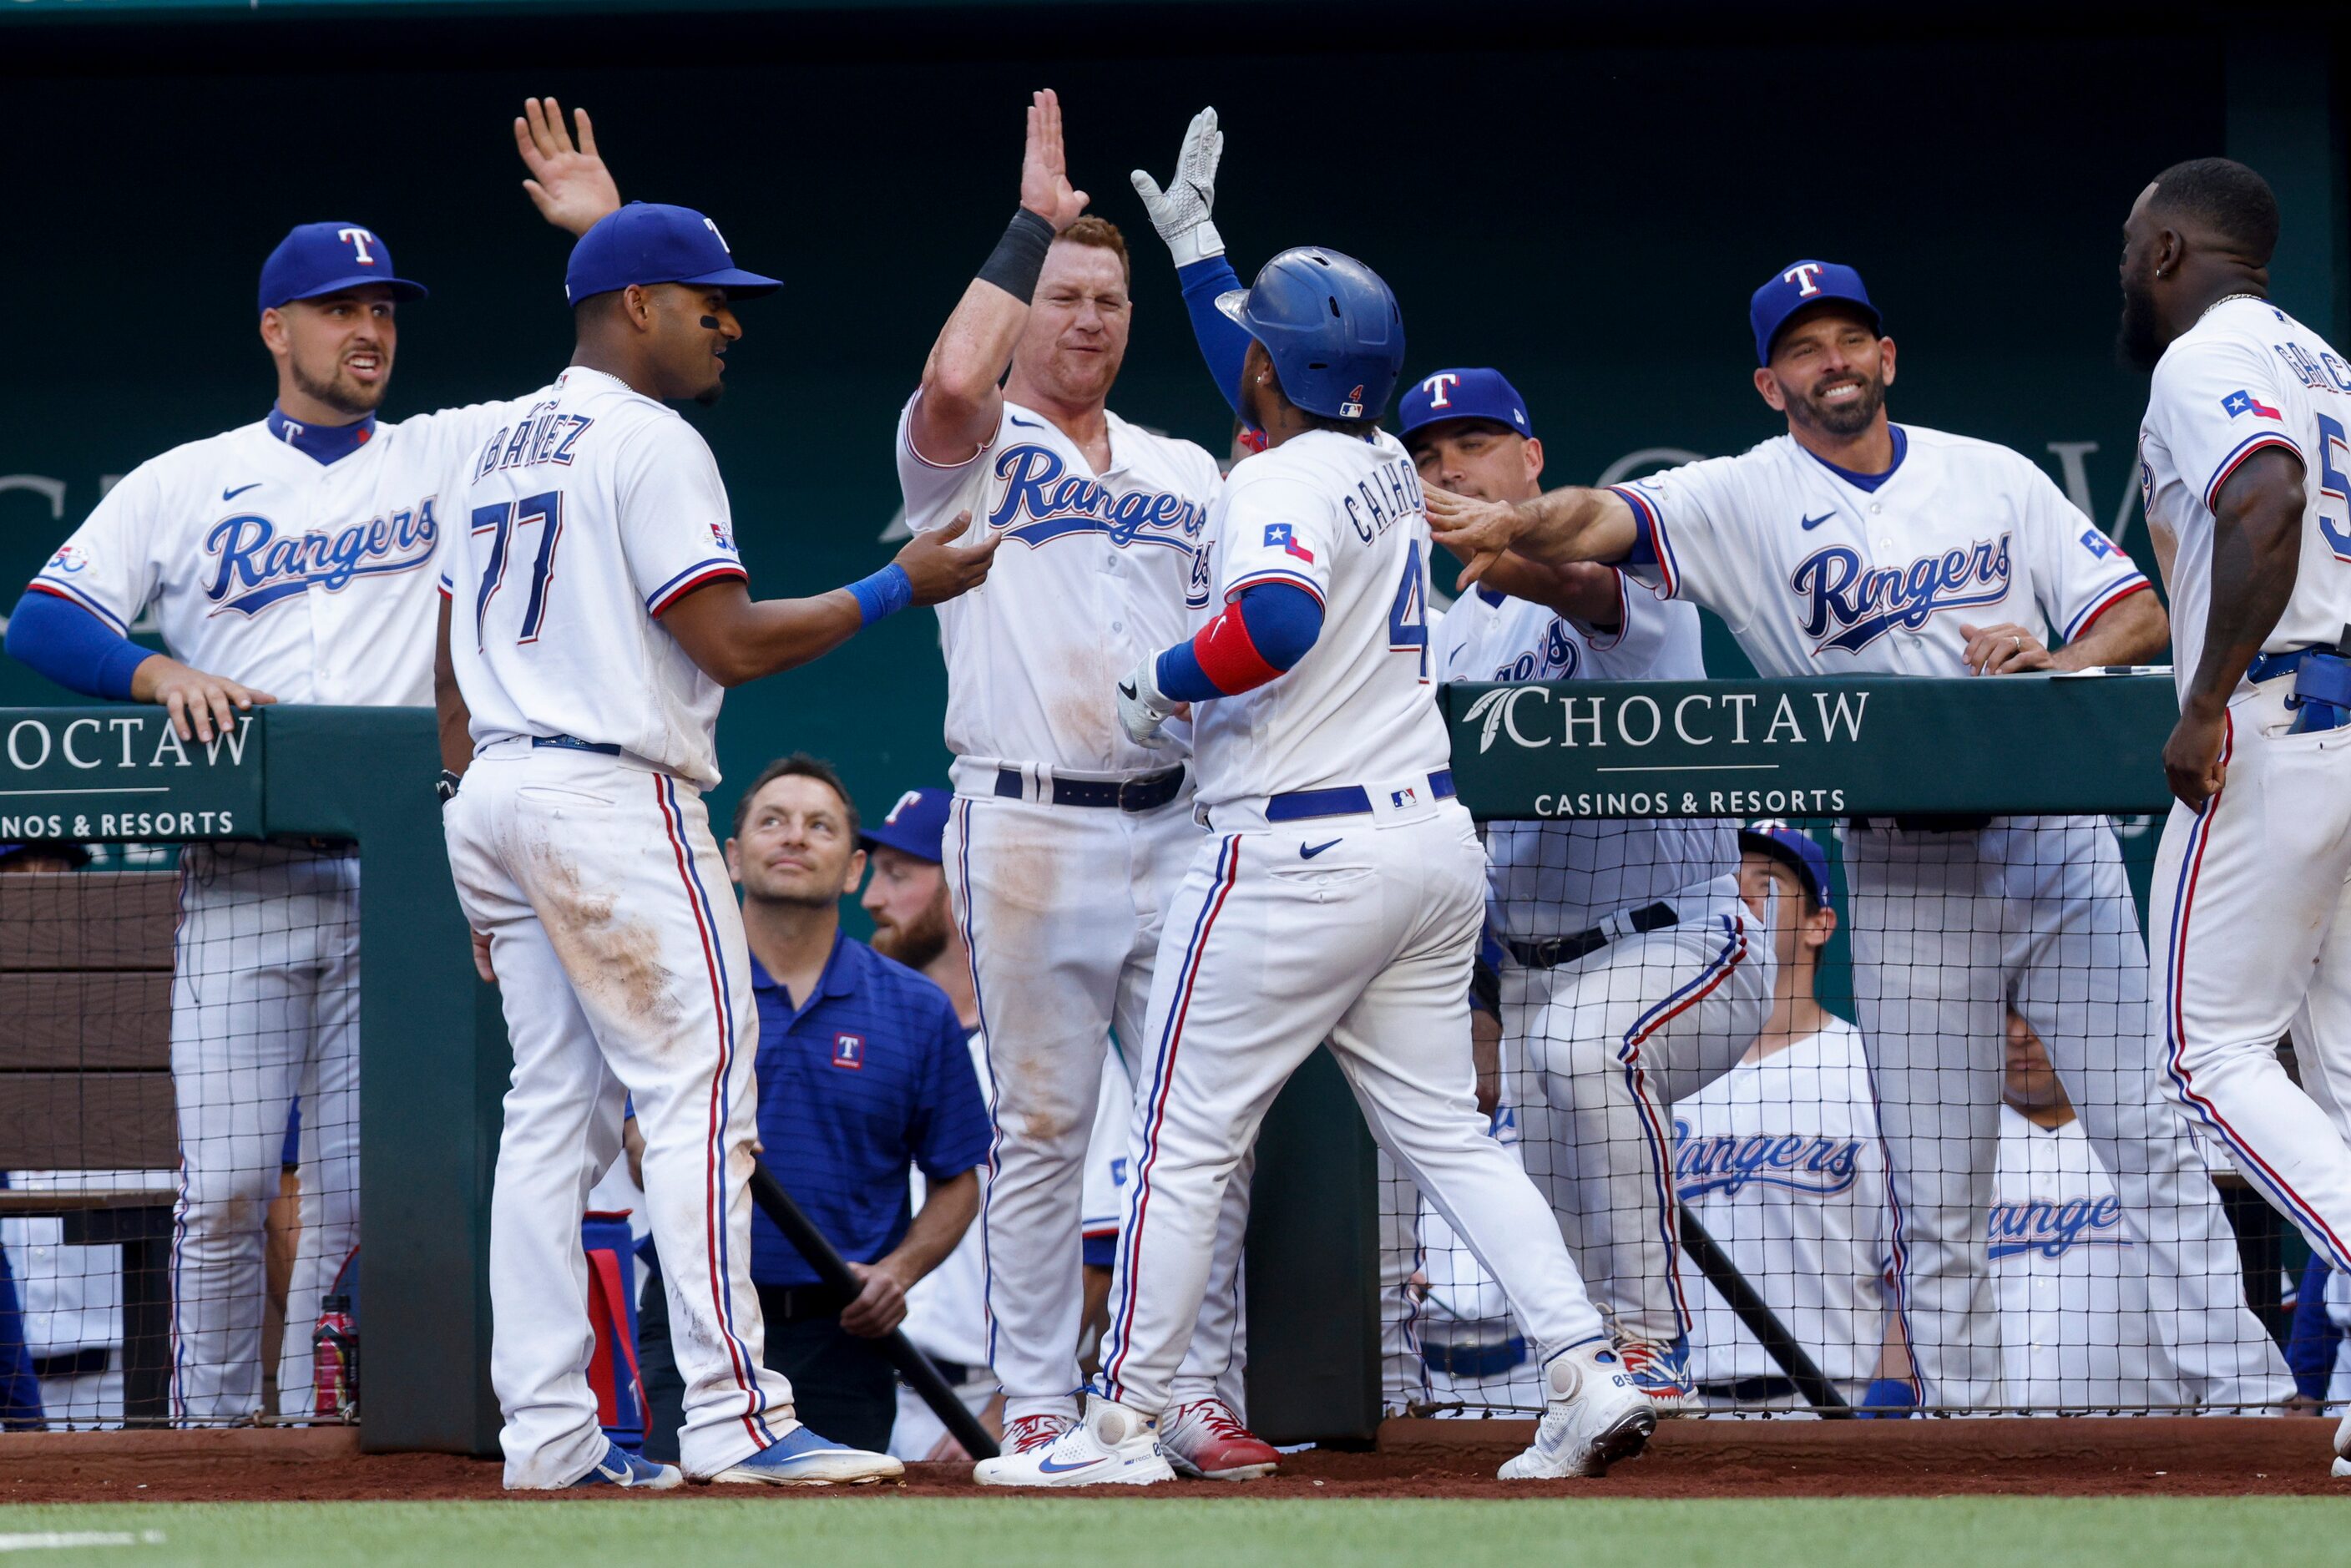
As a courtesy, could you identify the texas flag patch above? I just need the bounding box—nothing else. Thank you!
[1263,523,1315,563]
[2222,389,2283,421]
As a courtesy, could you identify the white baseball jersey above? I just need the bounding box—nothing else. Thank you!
[901,1026,992,1371]
[31,408,501,703]
[439,367,746,788]
[1191,429,1447,805]
[1433,583,1738,938]
[2138,296,2351,698]
[1989,1105,2177,1408]
[1673,1019,1895,1395]
[1614,424,2150,675]
[896,396,1221,774]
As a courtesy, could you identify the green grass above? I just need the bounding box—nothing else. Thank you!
[0,1499,2344,1566]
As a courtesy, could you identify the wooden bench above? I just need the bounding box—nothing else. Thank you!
[0,870,180,1426]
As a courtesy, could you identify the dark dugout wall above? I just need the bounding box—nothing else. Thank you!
[3,2,2343,837]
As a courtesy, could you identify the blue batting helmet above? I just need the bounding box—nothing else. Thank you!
[1216,247,1405,422]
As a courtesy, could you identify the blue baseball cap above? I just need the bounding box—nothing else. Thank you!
[1398,367,1534,442]
[258,222,428,314]
[1750,259,1881,366]
[859,787,951,864]
[1740,821,1833,913]
[565,202,782,306]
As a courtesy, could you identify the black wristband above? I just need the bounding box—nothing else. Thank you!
[977,208,1057,302]
[1469,956,1502,1019]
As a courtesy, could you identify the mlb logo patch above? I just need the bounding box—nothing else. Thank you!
[832,1033,866,1070]
[1262,523,1314,564]
[2222,389,2282,421]
[1391,787,1419,808]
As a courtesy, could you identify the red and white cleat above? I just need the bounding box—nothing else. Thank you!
[1159,1398,1279,1481]
[999,1412,1074,1454]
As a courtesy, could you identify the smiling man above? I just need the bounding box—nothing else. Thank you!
[1423,260,2289,1414]
[0,99,619,1425]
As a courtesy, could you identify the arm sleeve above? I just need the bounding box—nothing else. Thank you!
[1176,255,1251,416]
[2286,1255,2340,1400]
[893,391,999,535]
[913,1002,993,1183]
[28,462,169,637]
[4,591,153,700]
[2150,332,2307,515]
[1155,581,1324,701]
[614,417,748,616]
[1609,457,1755,630]
[2016,457,2151,644]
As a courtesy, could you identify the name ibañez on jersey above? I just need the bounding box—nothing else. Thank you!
[986,443,1205,553]
[1791,533,2011,655]
[1672,1119,1865,1200]
[1985,1192,2128,1261]
[202,500,440,618]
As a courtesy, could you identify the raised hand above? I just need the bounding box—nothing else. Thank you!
[1129,106,1225,266]
[894,511,1003,606]
[1423,485,1529,588]
[514,96,622,237]
[1020,88,1090,234]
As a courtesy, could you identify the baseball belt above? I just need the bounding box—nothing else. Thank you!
[993,765,1185,812]
[1506,899,1678,972]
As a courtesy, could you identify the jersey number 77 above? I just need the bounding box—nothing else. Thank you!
[473,490,568,648]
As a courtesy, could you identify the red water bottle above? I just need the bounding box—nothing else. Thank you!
[312,1294,359,1421]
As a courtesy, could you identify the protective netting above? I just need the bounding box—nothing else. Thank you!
[0,844,359,1429]
[1382,812,2306,1418]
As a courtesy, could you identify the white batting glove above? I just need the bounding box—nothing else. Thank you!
[1129,107,1225,268]
[1117,655,1182,747]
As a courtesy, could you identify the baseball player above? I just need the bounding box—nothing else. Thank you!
[1411,368,1774,1410]
[1426,256,2289,1411]
[2120,159,2351,1468]
[1,100,619,1422]
[1675,825,1908,1410]
[978,243,1649,1487]
[434,201,995,1489]
[895,90,1266,1474]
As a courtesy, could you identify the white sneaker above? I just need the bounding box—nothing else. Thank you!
[973,1396,1176,1488]
[1499,1338,1656,1480]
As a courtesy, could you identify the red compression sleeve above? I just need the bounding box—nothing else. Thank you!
[1191,598,1284,694]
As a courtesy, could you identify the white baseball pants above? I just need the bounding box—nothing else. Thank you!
[1509,883,1774,1348]
[2154,683,2351,1294]
[944,772,1250,1423]
[167,844,360,1423]
[1097,801,1606,1415]
[443,744,793,1486]
[1846,814,2287,1409]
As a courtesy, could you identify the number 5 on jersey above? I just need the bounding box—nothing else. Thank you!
[473,489,566,647]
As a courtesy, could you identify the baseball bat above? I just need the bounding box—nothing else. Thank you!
[748,1158,1001,1460]
[1676,1206,1852,1415]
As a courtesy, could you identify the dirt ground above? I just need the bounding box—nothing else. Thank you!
[0,1417,2340,1502]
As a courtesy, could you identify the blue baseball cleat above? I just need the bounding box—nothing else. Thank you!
[708,1423,906,1486]
[568,1437,684,1490]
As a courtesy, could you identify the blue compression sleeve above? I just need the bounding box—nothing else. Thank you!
[5,589,152,701]
[1177,255,1250,416]
[1155,582,1325,702]
[2285,1255,2339,1400]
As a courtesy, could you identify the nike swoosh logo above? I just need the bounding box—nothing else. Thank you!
[1301,838,1342,859]
[224,483,263,501]
[1035,1454,1105,1474]
[1009,414,1044,430]
[1118,682,1139,700]
[1799,511,1833,530]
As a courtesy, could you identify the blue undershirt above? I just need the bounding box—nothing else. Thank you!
[7,405,376,700]
[1177,255,1252,417]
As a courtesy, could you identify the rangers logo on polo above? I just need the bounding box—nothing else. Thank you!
[832,1033,867,1070]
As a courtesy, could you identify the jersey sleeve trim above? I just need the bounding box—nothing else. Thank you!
[1606,484,1671,591]
[2061,576,2152,643]
[26,579,130,636]
[1226,565,1326,608]
[901,389,998,473]
[2203,431,2305,513]
[645,559,749,615]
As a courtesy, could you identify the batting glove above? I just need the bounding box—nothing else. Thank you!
[1129,106,1225,268]
[1117,655,1182,747]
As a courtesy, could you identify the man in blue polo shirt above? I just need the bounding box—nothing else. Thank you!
[635,755,990,1457]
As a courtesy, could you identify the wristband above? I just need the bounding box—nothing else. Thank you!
[977,208,1057,302]
[847,563,913,625]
